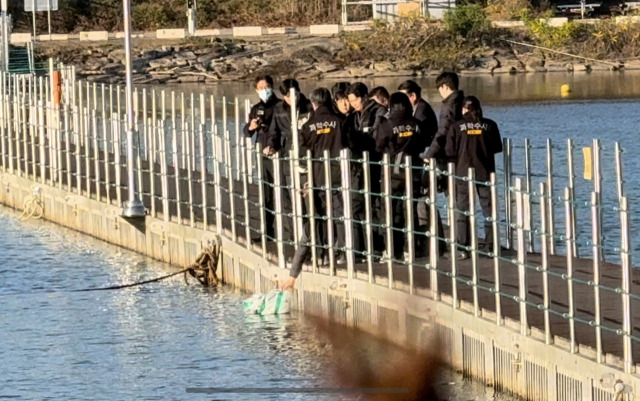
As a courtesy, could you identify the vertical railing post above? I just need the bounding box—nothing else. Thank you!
[186,122,195,228]
[615,142,624,201]
[341,149,355,279]
[92,110,100,202]
[429,159,439,300]
[274,152,285,270]
[539,182,551,344]
[592,139,603,262]
[591,191,603,363]
[524,138,533,252]
[490,173,501,325]
[567,139,578,257]
[225,129,236,240]
[323,150,335,275]
[382,153,394,288]
[564,187,576,353]
[546,138,555,255]
[307,149,318,274]
[114,112,122,205]
[515,178,528,336]
[469,168,479,317]
[159,121,169,222]
[405,155,415,294]
[213,127,223,235]
[256,144,267,257]
[620,196,634,373]
[242,139,251,248]
[199,124,207,229]
[503,138,512,249]
[448,162,458,307]
[363,152,374,283]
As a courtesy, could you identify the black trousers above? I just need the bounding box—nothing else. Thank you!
[261,156,275,239]
[455,181,493,247]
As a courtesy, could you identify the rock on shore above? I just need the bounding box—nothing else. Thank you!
[35,35,623,85]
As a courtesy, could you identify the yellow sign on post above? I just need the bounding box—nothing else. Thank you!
[583,147,592,180]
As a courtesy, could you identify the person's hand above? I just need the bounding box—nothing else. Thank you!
[262,146,273,155]
[248,118,260,131]
[298,181,310,197]
[280,277,296,290]
[423,158,431,165]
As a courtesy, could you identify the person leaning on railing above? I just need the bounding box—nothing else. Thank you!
[281,87,348,290]
[444,95,503,260]
[243,75,280,243]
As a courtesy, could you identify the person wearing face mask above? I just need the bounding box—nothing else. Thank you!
[243,75,279,243]
[265,79,313,242]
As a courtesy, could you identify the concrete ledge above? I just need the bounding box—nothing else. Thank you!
[343,23,371,31]
[156,29,186,39]
[265,27,300,35]
[615,15,640,23]
[194,29,222,37]
[547,17,569,27]
[310,24,340,35]
[80,31,109,41]
[10,33,32,44]
[38,34,69,41]
[115,32,146,39]
[491,20,525,28]
[232,26,263,37]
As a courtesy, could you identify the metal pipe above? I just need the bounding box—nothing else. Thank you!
[288,152,299,249]
[490,173,501,325]
[342,149,355,280]
[84,107,91,195]
[159,120,169,222]
[546,138,555,255]
[469,168,479,317]
[114,112,122,205]
[592,139,603,262]
[307,149,317,274]
[539,182,551,344]
[225,129,236,241]
[199,124,207,229]
[383,153,394,288]
[363,152,374,283]
[274,152,285,269]
[64,104,72,190]
[242,139,251,248]
[448,162,458,307]
[38,101,46,184]
[619,196,633,373]
[185,122,195,228]
[564,187,576,353]
[324,149,335,275]
[149,117,156,217]
[92,110,100,202]
[515,178,528,336]
[429,158,439,300]
[121,0,145,217]
[503,138,512,249]
[615,142,624,201]
[103,108,111,205]
[524,138,533,252]
[181,93,186,169]
[256,144,267,257]
[234,97,241,182]
[405,155,415,294]
[212,124,223,235]
[591,191,603,363]
[191,93,196,168]
[567,139,578,257]
[0,73,5,172]
[171,112,181,224]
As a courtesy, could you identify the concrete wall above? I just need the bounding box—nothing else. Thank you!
[0,170,638,400]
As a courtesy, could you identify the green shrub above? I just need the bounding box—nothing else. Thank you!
[443,4,491,37]
[522,13,579,48]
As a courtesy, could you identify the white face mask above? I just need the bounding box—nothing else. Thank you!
[258,88,272,102]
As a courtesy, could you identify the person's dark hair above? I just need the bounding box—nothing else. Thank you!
[346,82,369,99]
[462,95,483,122]
[389,92,413,119]
[435,72,459,91]
[331,82,351,100]
[310,88,332,108]
[279,78,300,96]
[333,90,348,101]
[397,80,421,98]
[369,86,390,102]
[254,75,274,89]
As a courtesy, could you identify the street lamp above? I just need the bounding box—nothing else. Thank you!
[121,0,145,217]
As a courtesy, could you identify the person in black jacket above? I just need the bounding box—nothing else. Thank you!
[446,96,502,259]
[281,88,347,289]
[265,79,312,242]
[331,82,352,116]
[398,80,437,146]
[345,82,389,257]
[242,75,279,242]
[375,92,424,260]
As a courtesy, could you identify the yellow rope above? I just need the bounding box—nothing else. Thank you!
[20,195,44,221]
[503,39,623,68]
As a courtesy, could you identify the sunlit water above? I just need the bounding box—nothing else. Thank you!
[0,208,502,400]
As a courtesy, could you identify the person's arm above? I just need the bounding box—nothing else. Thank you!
[243,106,258,137]
[445,123,457,162]
[374,122,388,154]
[423,106,455,159]
[491,121,503,155]
[265,110,279,152]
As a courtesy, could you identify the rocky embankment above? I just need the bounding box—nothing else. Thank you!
[36,35,626,85]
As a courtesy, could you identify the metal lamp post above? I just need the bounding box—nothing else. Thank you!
[121,0,145,217]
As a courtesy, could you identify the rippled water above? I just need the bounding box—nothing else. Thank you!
[0,208,503,400]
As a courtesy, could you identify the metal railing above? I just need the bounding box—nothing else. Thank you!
[0,68,637,381]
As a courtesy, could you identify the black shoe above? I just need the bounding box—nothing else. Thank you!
[457,251,469,260]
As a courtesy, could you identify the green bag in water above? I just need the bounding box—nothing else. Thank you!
[243,290,291,315]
